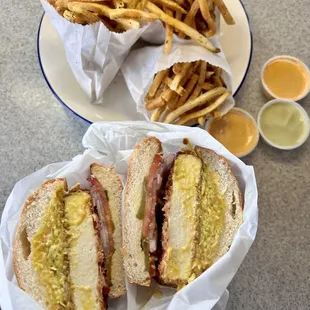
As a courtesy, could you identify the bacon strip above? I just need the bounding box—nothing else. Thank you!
[88,176,114,285]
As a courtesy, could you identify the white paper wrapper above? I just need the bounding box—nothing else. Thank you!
[41,0,149,103]
[122,41,234,121]
[141,8,221,44]
[0,121,258,310]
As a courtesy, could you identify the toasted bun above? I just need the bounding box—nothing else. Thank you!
[13,178,68,308]
[194,146,243,261]
[123,137,162,286]
[90,163,126,298]
[65,189,106,310]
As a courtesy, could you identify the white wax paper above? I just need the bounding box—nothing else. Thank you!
[40,0,149,104]
[0,121,258,310]
[122,42,235,121]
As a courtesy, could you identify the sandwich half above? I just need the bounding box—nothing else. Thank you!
[13,179,106,310]
[158,146,243,287]
[89,163,126,298]
[123,137,163,286]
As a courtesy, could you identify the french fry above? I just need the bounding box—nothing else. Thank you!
[164,8,174,54]
[164,87,226,123]
[198,116,206,126]
[175,0,189,9]
[163,77,186,96]
[201,82,215,91]
[202,29,214,38]
[68,4,100,23]
[213,76,222,87]
[109,9,159,21]
[198,0,216,34]
[68,2,111,18]
[162,89,174,103]
[174,91,231,125]
[100,17,117,31]
[128,0,139,9]
[170,62,192,91]
[117,18,140,30]
[179,0,200,38]
[213,0,235,25]
[151,0,187,14]
[146,2,220,53]
[113,0,125,8]
[174,10,184,37]
[220,76,227,88]
[63,10,86,24]
[206,71,215,79]
[176,73,199,107]
[148,69,168,98]
[188,61,206,101]
[172,63,182,74]
[146,95,166,111]
[151,105,166,121]
[208,0,214,10]
[167,92,179,110]
[136,0,149,10]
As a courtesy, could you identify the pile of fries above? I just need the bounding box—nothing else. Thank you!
[147,0,235,54]
[48,0,234,53]
[49,0,158,32]
[145,60,231,126]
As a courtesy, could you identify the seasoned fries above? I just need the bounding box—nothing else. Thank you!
[49,0,234,51]
[144,60,232,126]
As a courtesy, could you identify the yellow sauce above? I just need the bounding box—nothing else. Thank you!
[208,110,258,156]
[263,58,309,99]
[260,101,307,147]
[189,163,226,282]
[31,184,71,309]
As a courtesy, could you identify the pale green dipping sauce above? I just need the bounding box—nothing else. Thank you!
[260,102,307,147]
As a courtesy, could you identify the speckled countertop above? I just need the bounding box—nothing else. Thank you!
[1,0,310,309]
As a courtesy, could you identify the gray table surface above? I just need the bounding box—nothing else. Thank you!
[1,0,310,309]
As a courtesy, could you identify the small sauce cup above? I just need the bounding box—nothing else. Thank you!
[257,99,310,150]
[261,55,310,101]
[206,108,259,158]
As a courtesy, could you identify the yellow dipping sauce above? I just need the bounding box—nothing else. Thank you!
[260,101,307,147]
[208,109,258,157]
[263,58,309,99]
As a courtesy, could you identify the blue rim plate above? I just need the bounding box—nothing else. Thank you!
[37,0,253,124]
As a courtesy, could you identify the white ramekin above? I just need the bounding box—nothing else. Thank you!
[257,99,310,150]
[261,55,310,101]
[206,108,259,158]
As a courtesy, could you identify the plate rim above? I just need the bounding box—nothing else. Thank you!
[37,1,253,125]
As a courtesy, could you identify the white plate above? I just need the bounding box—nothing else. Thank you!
[37,0,252,123]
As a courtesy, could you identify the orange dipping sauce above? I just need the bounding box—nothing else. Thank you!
[208,109,258,157]
[263,58,309,100]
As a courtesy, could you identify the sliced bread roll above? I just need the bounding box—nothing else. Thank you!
[159,147,243,287]
[13,179,69,308]
[90,163,126,298]
[123,137,162,286]
[13,179,106,310]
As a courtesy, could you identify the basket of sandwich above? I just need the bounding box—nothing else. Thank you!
[0,122,258,309]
